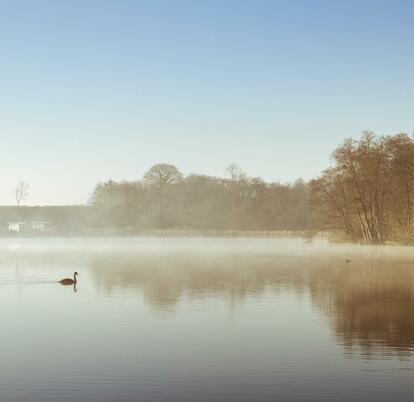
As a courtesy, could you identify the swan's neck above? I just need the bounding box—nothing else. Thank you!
[74,274,77,284]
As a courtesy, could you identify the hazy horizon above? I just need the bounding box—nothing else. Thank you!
[2,0,414,205]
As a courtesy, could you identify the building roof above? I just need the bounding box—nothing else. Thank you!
[30,221,53,224]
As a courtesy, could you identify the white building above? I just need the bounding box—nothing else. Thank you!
[7,222,26,233]
[7,221,55,234]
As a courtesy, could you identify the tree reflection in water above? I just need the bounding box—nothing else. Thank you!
[90,250,414,357]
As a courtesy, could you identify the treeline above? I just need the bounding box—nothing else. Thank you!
[89,131,414,243]
[89,164,311,232]
[310,132,414,243]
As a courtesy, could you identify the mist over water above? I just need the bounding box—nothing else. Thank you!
[1,237,414,401]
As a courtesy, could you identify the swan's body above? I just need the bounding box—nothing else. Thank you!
[346,258,352,263]
[59,272,78,285]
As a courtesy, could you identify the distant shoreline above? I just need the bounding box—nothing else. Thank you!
[1,232,413,246]
[0,229,305,239]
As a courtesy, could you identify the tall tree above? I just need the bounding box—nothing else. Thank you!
[143,164,183,228]
[311,132,414,243]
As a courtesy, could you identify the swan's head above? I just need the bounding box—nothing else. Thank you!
[74,272,78,277]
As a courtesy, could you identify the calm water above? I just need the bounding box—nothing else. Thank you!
[1,237,414,402]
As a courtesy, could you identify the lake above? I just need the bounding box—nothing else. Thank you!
[1,237,414,401]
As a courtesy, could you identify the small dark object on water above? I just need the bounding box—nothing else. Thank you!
[346,258,352,263]
[59,272,78,285]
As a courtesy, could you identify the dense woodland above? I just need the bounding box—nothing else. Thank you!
[89,163,311,232]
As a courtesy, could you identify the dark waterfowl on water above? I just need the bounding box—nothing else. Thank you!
[59,272,78,285]
[345,258,352,263]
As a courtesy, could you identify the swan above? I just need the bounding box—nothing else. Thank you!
[59,272,78,285]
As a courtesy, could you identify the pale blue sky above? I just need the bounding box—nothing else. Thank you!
[1,0,414,205]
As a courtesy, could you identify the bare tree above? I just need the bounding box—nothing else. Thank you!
[15,181,29,206]
[225,163,246,181]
